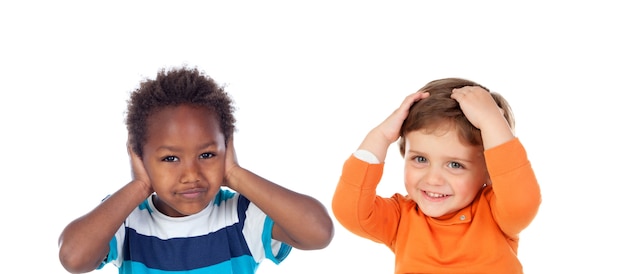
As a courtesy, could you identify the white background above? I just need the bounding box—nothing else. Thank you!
[1,1,625,273]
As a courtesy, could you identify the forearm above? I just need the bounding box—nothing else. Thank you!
[227,166,333,250]
[58,180,152,273]
[358,128,395,163]
[480,115,515,150]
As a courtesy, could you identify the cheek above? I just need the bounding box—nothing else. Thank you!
[200,161,226,180]
[454,177,485,197]
[403,167,422,188]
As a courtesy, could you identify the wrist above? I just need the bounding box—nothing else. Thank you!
[224,165,245,190]
[130,179,154,198]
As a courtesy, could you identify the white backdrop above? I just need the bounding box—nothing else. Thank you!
[2,1,625,273]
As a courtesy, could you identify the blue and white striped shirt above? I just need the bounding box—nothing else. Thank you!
[98,188,292,273]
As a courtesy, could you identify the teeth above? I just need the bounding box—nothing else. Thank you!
[426,192,448,198]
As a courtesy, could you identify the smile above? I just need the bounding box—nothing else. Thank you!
[424,191,450,198]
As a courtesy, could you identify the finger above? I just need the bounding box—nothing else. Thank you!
[401,91,428,109]
[126,142,133,156]
[451,87,468,95]
[126,133,136,156]
[451,86,476,101]
[412,90,429,100]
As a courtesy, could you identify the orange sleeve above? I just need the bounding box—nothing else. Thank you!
[486,138,542,237]
[331,155,401,245]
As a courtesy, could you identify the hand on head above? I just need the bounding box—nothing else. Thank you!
[378,91,430,144]
[451,86,514,149]
[126,137,154,194]
[222,136,241,188]
[451,86,504,131]
[358,91,429,162]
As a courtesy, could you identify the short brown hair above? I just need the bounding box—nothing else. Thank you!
[397,78,514,157]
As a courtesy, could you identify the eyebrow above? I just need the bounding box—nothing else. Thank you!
[156,141,219,152]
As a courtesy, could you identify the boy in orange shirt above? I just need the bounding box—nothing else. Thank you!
[332,78,541,273]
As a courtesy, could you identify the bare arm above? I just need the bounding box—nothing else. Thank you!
[58,144,153,273]
[222,138,334,250]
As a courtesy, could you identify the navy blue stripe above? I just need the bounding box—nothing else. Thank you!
[123,196,255,271]
[237,194,251,225]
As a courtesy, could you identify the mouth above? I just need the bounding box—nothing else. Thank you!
[422,190,450,200]
[177,188,208,199]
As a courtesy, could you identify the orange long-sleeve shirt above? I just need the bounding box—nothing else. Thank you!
[332,138,541,274]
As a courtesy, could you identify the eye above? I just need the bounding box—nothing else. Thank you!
[448,161,463,169]
[199,152,215,159]
[162,156,179,162]
[414,156,427,163]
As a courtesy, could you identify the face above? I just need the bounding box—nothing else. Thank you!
[403,125,489,218]
[142,104,226,217]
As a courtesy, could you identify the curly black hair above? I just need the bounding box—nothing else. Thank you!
[125,66,236,157]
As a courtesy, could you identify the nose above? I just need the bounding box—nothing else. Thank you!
[423,167,445,186]
[180,160,200,184]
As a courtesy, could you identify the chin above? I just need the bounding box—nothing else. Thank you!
[423,211,445,218]
[417,204,450,218]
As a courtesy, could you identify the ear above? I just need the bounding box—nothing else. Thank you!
[484,177,492,187]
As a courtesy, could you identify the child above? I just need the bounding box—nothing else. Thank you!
[332,78,541,273]
[58,66,334,273]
